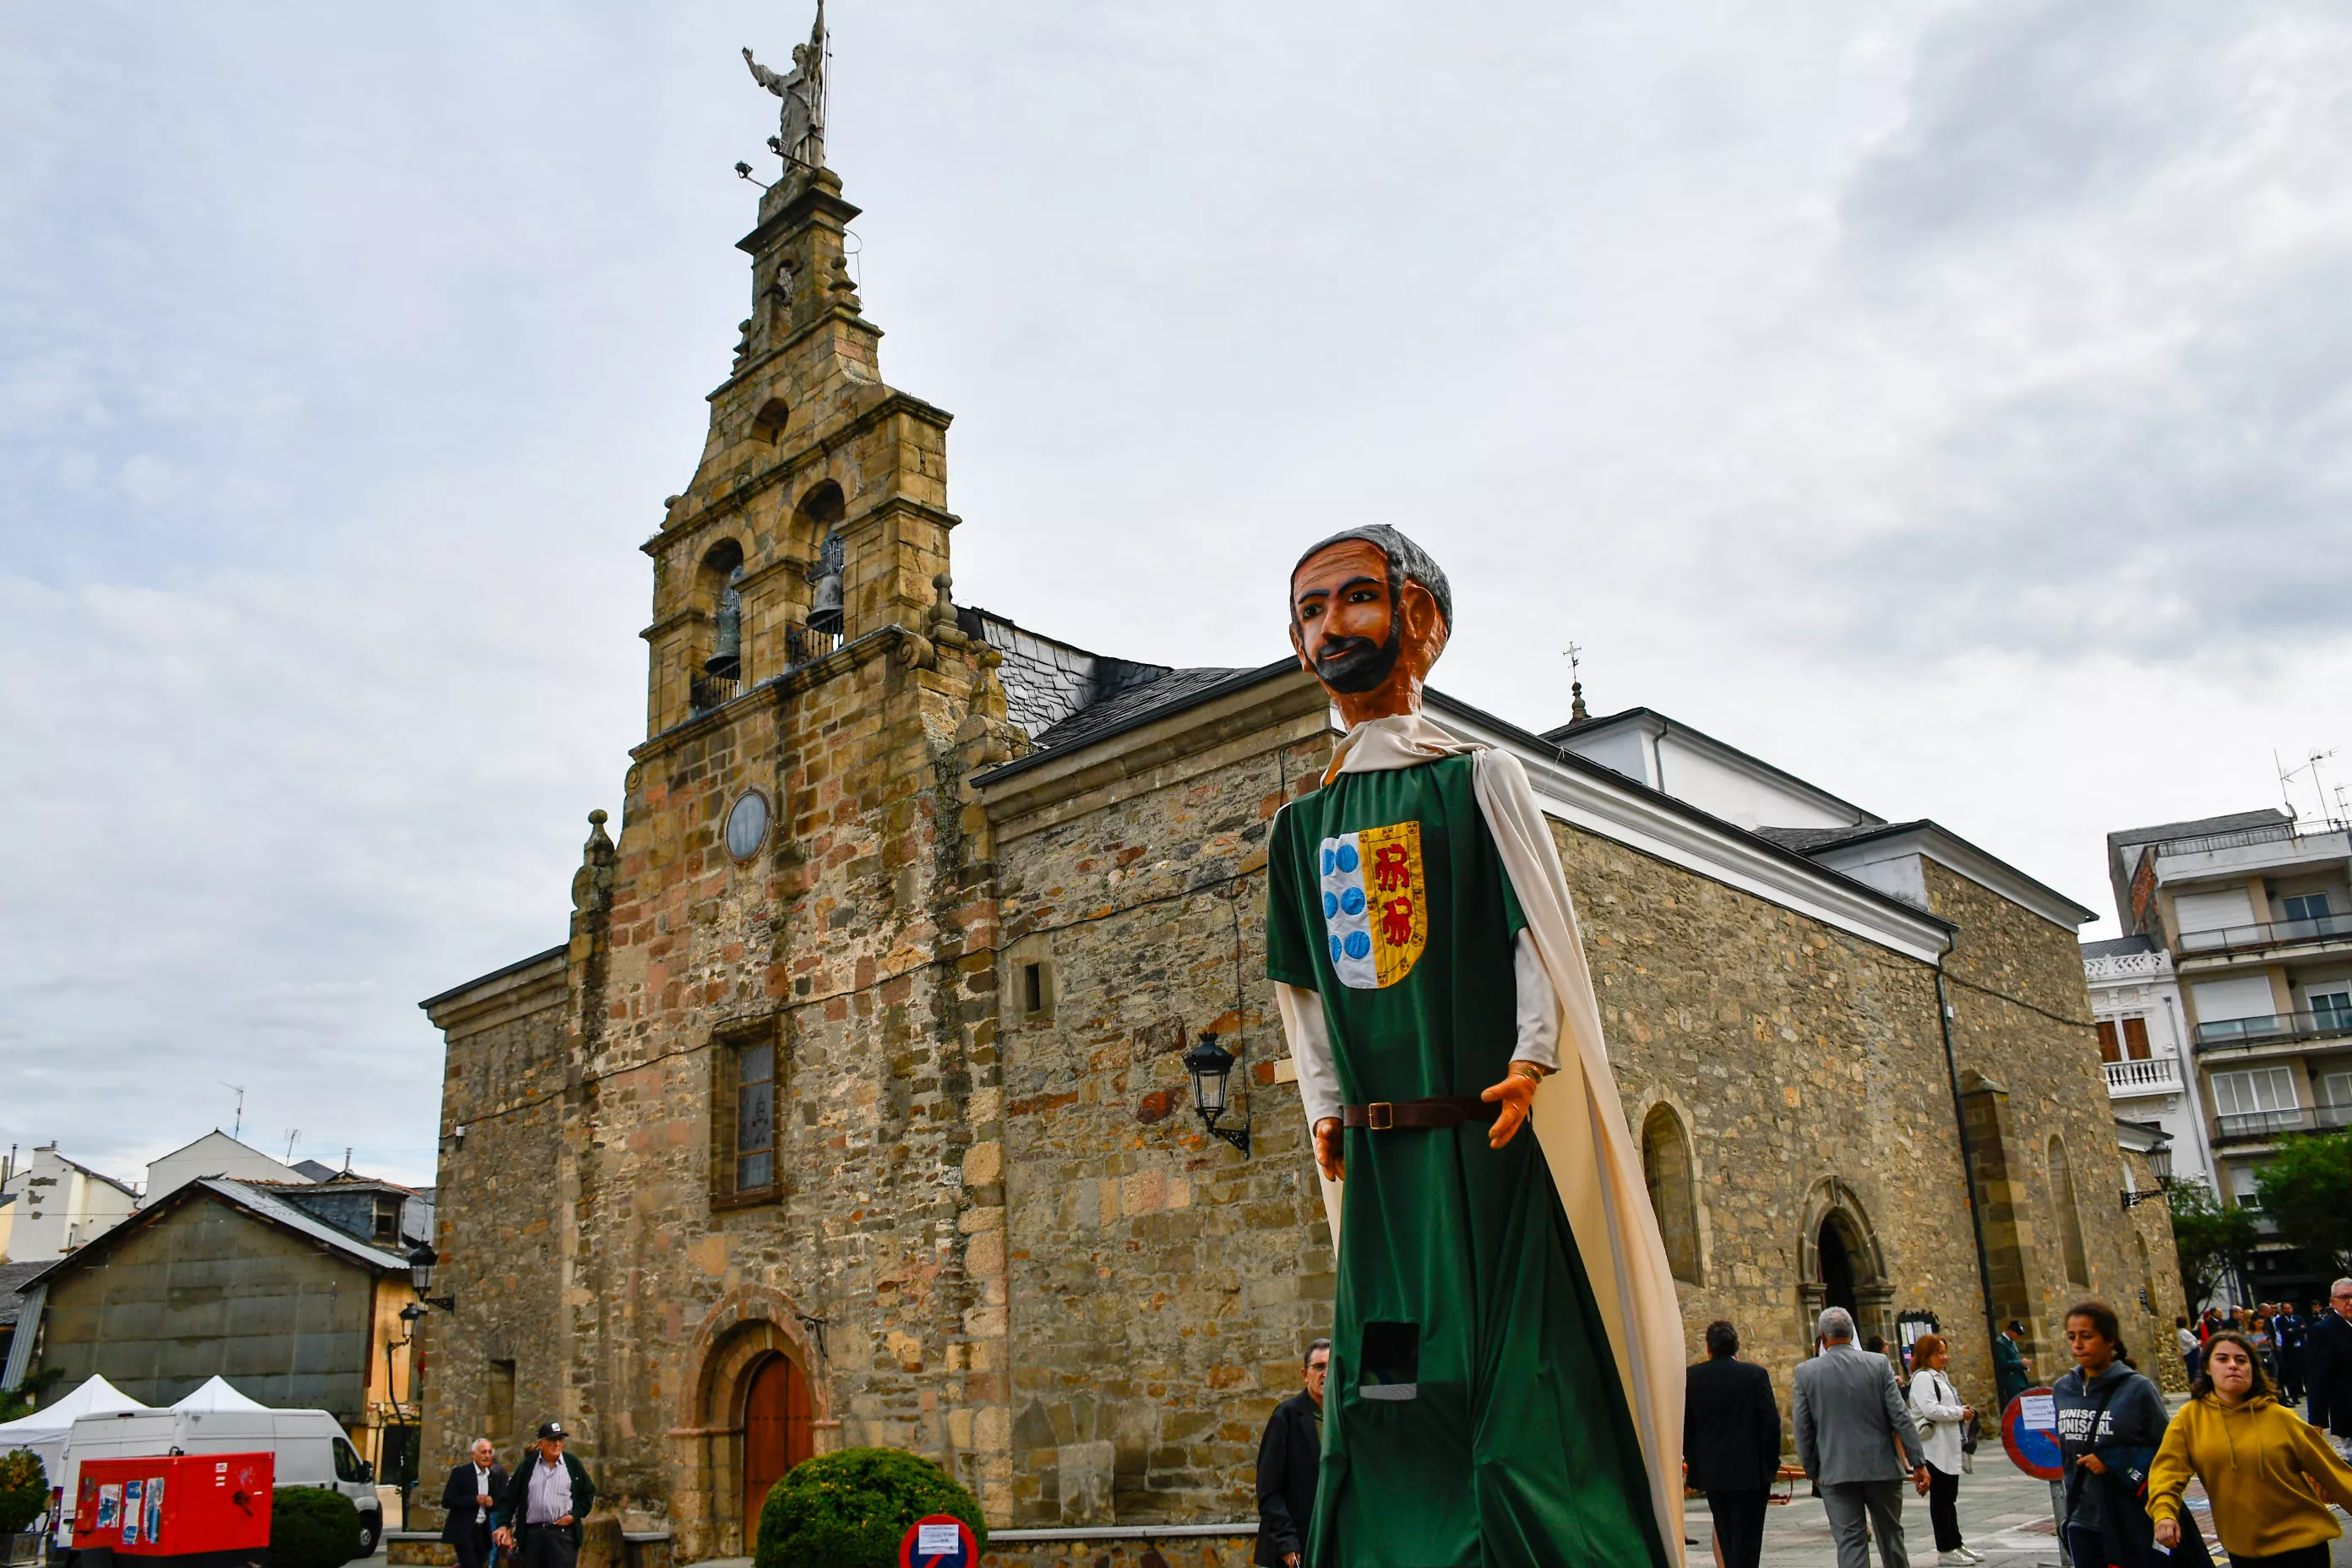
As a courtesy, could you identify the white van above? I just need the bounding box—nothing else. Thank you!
[57,1408,384,1557]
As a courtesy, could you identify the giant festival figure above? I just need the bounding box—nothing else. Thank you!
[1266,526,1685,1567]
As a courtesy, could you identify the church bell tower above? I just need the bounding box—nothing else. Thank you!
[545,20,1026,1546]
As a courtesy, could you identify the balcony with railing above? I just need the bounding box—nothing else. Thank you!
[2211,1104,2352,1146]
[2193,1008,2352,1052]
[2104,1056,2183,1096]
[2178,910,2352,957]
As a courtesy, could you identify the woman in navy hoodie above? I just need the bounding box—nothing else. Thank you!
[2053,1299,2210,1568]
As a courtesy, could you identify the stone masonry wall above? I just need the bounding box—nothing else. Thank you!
[420,956,570,1464]
[1925,860,2176,1380]
[984,710,2005,1533]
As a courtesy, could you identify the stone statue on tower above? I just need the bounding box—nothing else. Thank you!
[744,1,827,172]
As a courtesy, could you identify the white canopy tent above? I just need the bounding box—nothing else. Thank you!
[168,1376,268,1413]
[0,1374,150,1478]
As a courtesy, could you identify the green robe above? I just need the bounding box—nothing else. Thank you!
[1267,755,1669,1568]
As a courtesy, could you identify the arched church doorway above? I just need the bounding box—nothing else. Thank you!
[1819,1215,1858,1319]
[1798,1179,1893,1349]
[741,1353,813,1551]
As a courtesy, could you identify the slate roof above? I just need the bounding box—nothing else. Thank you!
[1025,665,1259,755]
[2081,934,2158,959]
[2106,808,2291,850]
[19,1178,411,1290]
[958,607,1176,739]
[0,1260,48,1328]
[1754,822,1928,854]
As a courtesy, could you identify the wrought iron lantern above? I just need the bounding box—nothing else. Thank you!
[408,1243,456,1312]
[1182,1032,1250,1156]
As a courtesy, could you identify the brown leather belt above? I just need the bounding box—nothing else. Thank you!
[1342,1096,1498,1130]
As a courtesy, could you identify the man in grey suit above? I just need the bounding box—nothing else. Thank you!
[1793,1307,1930,1568]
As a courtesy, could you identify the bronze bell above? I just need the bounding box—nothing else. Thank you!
[705,573,744,679]
[808,531,845,632]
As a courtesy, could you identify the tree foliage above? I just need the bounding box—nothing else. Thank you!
[0,1449,46,1537]
[754,1447,986,1568]
[0,1369,65,1426]
[2254,1131,2352,1280]
[270,1485,362,1568]
[2167,1180,2259,1307]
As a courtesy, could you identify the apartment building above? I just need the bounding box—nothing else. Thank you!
[2107,807,2352,1301]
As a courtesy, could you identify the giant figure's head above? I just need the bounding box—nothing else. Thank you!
[1288,525,1451,724]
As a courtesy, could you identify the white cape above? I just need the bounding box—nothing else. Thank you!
[1276,710,1686,1563]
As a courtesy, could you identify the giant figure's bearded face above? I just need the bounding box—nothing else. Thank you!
[1288,537,1448,724]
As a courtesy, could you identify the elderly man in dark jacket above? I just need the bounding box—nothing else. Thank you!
[1685,1320,1782,1568]
[440,1438,507,1568]
[2309,1277,2352,1456]
[493,1422,597,1568]
[1254,1341,1328,1567]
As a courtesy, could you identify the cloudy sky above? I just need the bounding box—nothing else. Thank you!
[4,1,2349,1190]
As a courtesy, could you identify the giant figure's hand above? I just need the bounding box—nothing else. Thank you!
[1314,1118,1344,1182]
[1481,1067,1541,1148]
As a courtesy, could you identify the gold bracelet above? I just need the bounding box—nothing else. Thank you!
[1511,1062,1547,1084]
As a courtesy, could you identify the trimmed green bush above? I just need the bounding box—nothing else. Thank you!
[0,1449,46,1536]
[270,1485,362,1568]
[754,1447,986,1568]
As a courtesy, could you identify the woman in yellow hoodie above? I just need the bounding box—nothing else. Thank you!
[2149,1330,2352,1568]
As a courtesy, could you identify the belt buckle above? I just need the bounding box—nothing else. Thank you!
[1367,1102,1393,1131]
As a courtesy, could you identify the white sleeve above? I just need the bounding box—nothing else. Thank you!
[1512,930,1560,1071]
[1274,981,1344,1127]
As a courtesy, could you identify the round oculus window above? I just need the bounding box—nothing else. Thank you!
[724,791,770,861]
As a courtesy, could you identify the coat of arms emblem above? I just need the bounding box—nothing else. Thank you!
[1318,822,1428,989]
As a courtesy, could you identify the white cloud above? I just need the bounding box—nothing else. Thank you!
[3,0,2348,1184]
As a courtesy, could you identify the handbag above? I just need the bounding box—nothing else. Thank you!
[1960,1410,1981,1473]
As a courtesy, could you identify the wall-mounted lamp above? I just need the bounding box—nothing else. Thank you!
[1182,1032,1250,1157]
[408,1243,456,1312]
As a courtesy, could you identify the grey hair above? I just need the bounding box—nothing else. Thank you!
[1816,1307,1857,1342]
[1304,1337,1331,1368]
[1291,526,1452,629]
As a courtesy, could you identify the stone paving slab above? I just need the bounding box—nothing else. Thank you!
[1690,1456,2352,1566]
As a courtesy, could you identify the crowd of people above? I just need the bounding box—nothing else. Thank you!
[1255,1281,2352,1568]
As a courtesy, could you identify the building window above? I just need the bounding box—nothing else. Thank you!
[2284,893,2333,923]
[2311,990,2352,1032]
[2048,1135,2092,1288]
[2318,1071,2352,1108]
[2211,1065,2298,1118]
[1639,1105,1701,1284]
[734,1040,776,1194]
[2099,1016,2153,1062]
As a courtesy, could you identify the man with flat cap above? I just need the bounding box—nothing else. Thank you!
[1266,525,1685,1567]
[492,1421,596,1568]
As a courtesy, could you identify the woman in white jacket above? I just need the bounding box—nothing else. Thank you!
[1908,1334,1981,1565]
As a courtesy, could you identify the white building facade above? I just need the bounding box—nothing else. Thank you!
[2081,936,2215,1193]
[0,1146,138,1260]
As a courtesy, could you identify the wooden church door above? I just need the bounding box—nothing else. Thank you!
[743,1355,813,1549]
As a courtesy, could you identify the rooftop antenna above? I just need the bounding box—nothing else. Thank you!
[1562,642,1589,725]
[283,1129,300,1163]
[2278,748,2340,828]
[218,1082,246,1141]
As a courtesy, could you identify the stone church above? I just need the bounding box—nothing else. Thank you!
[416,127,2181,1560]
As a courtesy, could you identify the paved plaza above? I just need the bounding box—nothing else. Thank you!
[1690,1454,2352,1567]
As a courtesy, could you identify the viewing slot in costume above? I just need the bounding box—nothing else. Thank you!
[1268,715,1681,1568]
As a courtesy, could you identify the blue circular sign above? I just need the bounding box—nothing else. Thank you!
[2001,1386,2064,1481]
[899,1514,977,1568]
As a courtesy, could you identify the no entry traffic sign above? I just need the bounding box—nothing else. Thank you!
[900,1513,977,1568]
[2001,1386,2064,1481]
